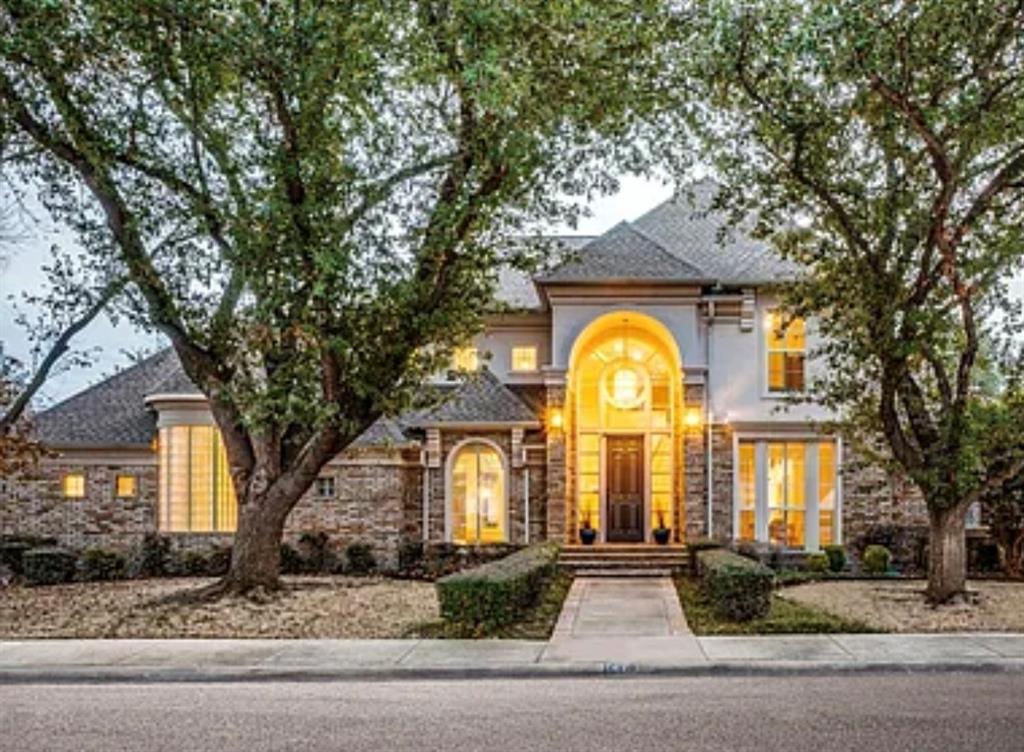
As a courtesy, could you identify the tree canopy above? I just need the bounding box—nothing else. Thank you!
[0,0,672,591]
[674,0,1024,600]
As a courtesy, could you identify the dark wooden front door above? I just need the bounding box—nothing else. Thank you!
[606,435,644,543]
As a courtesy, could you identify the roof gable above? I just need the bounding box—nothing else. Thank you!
[406,370,540,427]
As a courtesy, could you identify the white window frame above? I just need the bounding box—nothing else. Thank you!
[444,438,510,544]
[510,345,539,373]
[315,476,336,499]
[763,309,807,396]
[732,432,843,551]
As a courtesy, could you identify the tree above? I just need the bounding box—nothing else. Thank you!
[0,0,669,594]
[675,0,1024,601]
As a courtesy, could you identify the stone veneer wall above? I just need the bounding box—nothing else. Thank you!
[682,383,707,540]
[1,460,158,550]
[841,443,929,552]
[426,429,543,546]
[709,423,734,540]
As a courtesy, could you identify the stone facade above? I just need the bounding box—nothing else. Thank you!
[2,383,939,566]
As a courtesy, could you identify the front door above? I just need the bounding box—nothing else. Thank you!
[606,435,644,542]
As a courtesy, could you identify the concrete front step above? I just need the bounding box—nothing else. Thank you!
[570,568,675,578]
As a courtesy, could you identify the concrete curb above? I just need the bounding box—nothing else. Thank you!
[3,658,1024,685]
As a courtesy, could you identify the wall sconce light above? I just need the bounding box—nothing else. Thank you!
[683,406,702,428]
[548,407,564,431]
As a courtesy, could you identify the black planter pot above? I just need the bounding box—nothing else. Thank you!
[580,528,597,545]
[653,527,671,545]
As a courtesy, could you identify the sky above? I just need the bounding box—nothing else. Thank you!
[2,171,1022,408]
[0,174,676,407]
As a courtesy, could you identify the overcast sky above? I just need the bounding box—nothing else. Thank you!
[0,174,676,407]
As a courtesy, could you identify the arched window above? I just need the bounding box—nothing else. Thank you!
[449,442,507,544]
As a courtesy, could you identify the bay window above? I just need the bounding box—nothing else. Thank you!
[158,425,237,533]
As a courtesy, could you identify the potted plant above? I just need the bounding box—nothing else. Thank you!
[653,510,671,545]
[579,512,597,545]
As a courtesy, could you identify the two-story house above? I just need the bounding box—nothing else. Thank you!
[2,181,929,565]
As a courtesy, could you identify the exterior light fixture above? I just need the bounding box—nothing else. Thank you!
[548,407,564,431]
[684,406,702,428]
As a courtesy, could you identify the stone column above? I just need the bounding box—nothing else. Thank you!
[683,381,707,541]
[544,370,568,543]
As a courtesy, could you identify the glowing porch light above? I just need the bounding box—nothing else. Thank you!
[684,406,703,428]
[548,407,564,431]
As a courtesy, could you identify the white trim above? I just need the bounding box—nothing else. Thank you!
[443,437,511,544]
[731,433,844,551]
[421,464,431,543]
[523,466,531,545]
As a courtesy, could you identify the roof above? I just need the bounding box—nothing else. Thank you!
[405,369,540,427]
[537,222,708,284]
[631,180,800,285]
[35,349,184,446]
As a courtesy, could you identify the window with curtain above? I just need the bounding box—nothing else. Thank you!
[766,310,806,392]
[158,425,237,533]
[450,442,506,544]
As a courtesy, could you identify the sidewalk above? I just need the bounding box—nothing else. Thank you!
[2,632,1023,683]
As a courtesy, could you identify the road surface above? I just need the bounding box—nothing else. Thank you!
[2,673,1022,751]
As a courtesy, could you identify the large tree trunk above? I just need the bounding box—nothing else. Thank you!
[218,489,296,595]
[926,503,968,604]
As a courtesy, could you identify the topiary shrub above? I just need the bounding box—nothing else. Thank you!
[697,548,774,621]
[129,533,171,578]
[436,543,559,630]
[79,548,127,581]
[805,552,830,573]
[862,545,892,575]
[345,542,377,575]
[23,547,78,586]
[823,544,846,573]
[397,540,425,578]
[0,541,32,576]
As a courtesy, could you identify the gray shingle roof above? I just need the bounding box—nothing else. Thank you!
[632,179,801,285]
[406,369,540,427]
[35,349,186,446]
[350,416,414,447]
[538,222,708,284]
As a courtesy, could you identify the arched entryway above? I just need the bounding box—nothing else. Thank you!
[567,312,683,544]
[446,439,509,544]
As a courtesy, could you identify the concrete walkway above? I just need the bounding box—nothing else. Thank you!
[543,577,704,665]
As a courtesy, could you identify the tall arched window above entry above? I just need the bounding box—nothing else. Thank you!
[449,441,507,544]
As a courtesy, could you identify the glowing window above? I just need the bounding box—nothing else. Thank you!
[62,473,85,498]
[766,310,806,392]
[158,426,237,533]
[511,346,538,372]
[818,442,837,546]
[738,442,756,541]
[450,443,506,544]
[115,475,137,498]
[452,347,479,372]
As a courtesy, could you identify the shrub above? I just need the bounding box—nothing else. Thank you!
[345,542,377,575]
[173,546,232,577]
[0,542,32,575]
[22,547,78,586]
[862,545,892,575]
[280,543,304,574]
[696,548,774,621]
[686,537,722,575]
[79,548,127,581]
[823,544,846,573]
[436,543,559,630]
[298,531,337,573]
[397,540,425,577]
[129,533,171,578]
[805,553,830,573]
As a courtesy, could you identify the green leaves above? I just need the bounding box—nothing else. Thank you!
[673,0,1024,510]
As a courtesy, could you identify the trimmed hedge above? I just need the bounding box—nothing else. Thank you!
[696,548,774,621]
[345,542,377,574]
[23,547,78,586]
[437,543,559,629]
[79,548,127,581]
[805,552,830,573]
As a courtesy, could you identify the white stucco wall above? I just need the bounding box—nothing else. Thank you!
[706,291,833,424]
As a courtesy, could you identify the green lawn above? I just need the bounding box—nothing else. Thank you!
[675,576,878,635]
[412,571,573,640]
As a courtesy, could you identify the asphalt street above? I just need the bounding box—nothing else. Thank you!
[1,673,1022,751]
